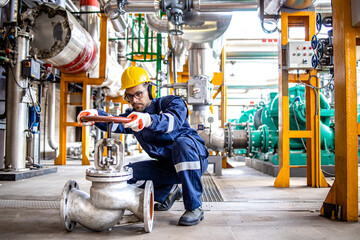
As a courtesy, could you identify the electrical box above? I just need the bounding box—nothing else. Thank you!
[285,41,314,69]
[22,59,41,80]
[187,75,213,105]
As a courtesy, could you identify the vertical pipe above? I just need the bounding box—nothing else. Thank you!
[5,32,32,170]
[47,83,59,158]
[221,46,226,128]
[9,0,17,21]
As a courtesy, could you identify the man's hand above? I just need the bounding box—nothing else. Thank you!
[77,109,98,126]
[123,112,152,132]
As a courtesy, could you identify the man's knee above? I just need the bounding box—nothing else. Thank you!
[173,136,193,152]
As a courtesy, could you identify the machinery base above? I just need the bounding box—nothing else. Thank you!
[0,167,58,181]
[245,158,335,177]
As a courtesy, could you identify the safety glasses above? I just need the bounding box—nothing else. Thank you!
[124,89,146,102]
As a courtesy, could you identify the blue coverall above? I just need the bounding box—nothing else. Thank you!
[95,95,209,211]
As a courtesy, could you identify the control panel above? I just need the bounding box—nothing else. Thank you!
[286,41,314,69]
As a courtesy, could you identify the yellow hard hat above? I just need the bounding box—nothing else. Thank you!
[121,66,150,89]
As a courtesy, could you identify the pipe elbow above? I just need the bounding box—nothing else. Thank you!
[61,181,124,231]
[145,14,169,33]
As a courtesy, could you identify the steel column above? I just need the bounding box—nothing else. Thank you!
[321,0,359,221]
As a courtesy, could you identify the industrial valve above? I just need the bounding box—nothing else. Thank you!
[311,13,333,71]
[161,0,190,35]
[60,115,154,233]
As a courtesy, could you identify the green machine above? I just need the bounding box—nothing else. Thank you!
[230,85,335,166]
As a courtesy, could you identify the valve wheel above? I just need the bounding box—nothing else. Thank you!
[60,180,78,232]
[311,35,318,50]
[143,181,154,233]
[316,13,322,32]
[311,54,319,69]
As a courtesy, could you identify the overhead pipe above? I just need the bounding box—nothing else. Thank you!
[9,0,16,21]
[145,14,169,33]
[101,0,128,32]
[23,3,98,74]
[47,83,59,158]
[65,0,79,12]
[0,0,9,8]
[284,0,317,9]
[192,0,258,12]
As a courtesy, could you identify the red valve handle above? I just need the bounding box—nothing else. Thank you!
[80,116,132,123]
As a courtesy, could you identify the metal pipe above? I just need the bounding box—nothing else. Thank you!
[66,0,79,12]
[9,0,16,21]
[56,0,66,8]
[221,46,226,126]
[315,0,332,13]
[80,0,100,41]
[0,0,9,8]
[284,0,316,9]
[102,0,128,32]
[123,0,160,13]
[47,83,59,158]
[61,180,153,232]
[192,0,258,12]
[25,4,97,74]
[5,31,32,170]
[145,14,169,33]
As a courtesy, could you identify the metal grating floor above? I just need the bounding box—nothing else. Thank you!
[0,199,59,209]
[201,173,224,202]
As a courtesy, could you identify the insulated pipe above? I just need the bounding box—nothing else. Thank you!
[101,0,128,32]
[284,0,316,9]
[24,4,97,74]
[9,0,16,21]
[123,0,160,13]
[47,83,59,158]
[80,0,100,42]
[145,14,169,33]
[56,0,66,8]
[192,0,258,12]
[188,44,216,78]
[66,0,79,12]
[0,0,9,8]
[5,31,32,170]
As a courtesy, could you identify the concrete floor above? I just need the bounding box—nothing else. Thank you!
[0,158,359,240]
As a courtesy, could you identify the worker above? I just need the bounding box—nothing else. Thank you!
[77,66,209,226]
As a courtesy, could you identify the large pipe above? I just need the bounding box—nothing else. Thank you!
[101,0,128,32]
[9,0,16,21]
[5,31,32,170]
[145,14,169,33]
[123,0,160,13]
[62,180,153,232]
[80,0,100,42]
[66,0,79,12]
[23,3,97,74]
[61,136,154,232]
[47,83,59,158]
[284,0,317,9]
[192,0,258,12]
[0,0,9,8]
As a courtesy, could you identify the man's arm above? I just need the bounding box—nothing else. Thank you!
[149,96,188,134]
[95,110,132,134]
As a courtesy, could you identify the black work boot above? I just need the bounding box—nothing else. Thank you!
[154,185,182,211]
[178,207,204,226]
